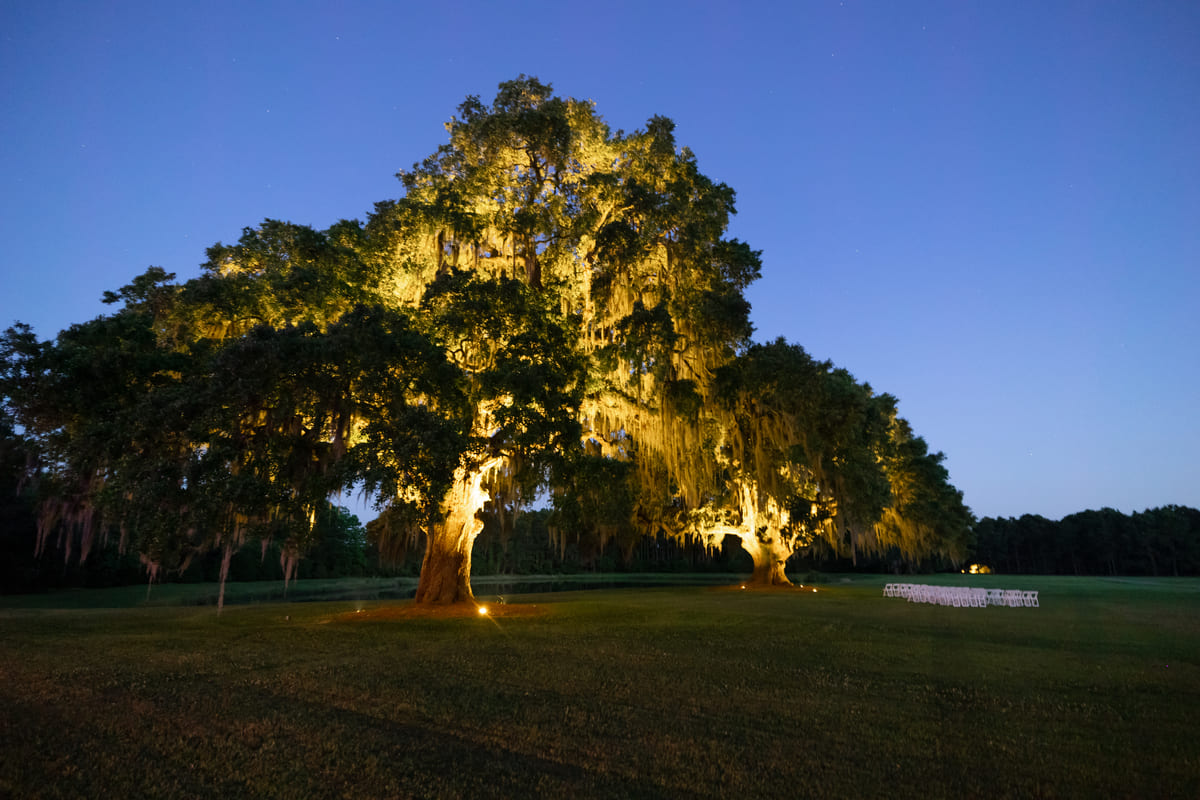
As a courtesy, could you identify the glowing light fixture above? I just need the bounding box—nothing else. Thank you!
[477,605,489,615]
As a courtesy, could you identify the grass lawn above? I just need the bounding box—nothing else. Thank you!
[1,575,1198,798]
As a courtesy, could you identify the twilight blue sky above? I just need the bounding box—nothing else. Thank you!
[3,1,1197,521]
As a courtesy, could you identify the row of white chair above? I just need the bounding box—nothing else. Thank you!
[883,583,1039,608]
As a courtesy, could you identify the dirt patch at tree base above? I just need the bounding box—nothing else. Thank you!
[709,583,825,593]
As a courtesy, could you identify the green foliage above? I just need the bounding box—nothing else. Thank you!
[873,416,975,564]
[0,408,41,593]
[473,508,560,574]
[548,455,637,563]
[707,340,889,556]
[419,269,584,472]
[182,220,380,338]
[300,505,370,579]
[2,258,468,594]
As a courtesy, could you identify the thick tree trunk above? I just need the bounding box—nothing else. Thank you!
[750,556,791,585]
[414,467,490,605]
[415,512,480,604]
[730,480,794,586]
[700,482,797,587]
[741,533,793,586]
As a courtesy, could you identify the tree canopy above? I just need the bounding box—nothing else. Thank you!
[1,76,973,605]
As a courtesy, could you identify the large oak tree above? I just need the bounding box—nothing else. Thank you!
[3,76,972,604]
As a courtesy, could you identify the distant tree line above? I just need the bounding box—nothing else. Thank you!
[971,506,1200,576]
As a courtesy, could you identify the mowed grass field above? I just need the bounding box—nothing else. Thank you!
[1,575,1198,798]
